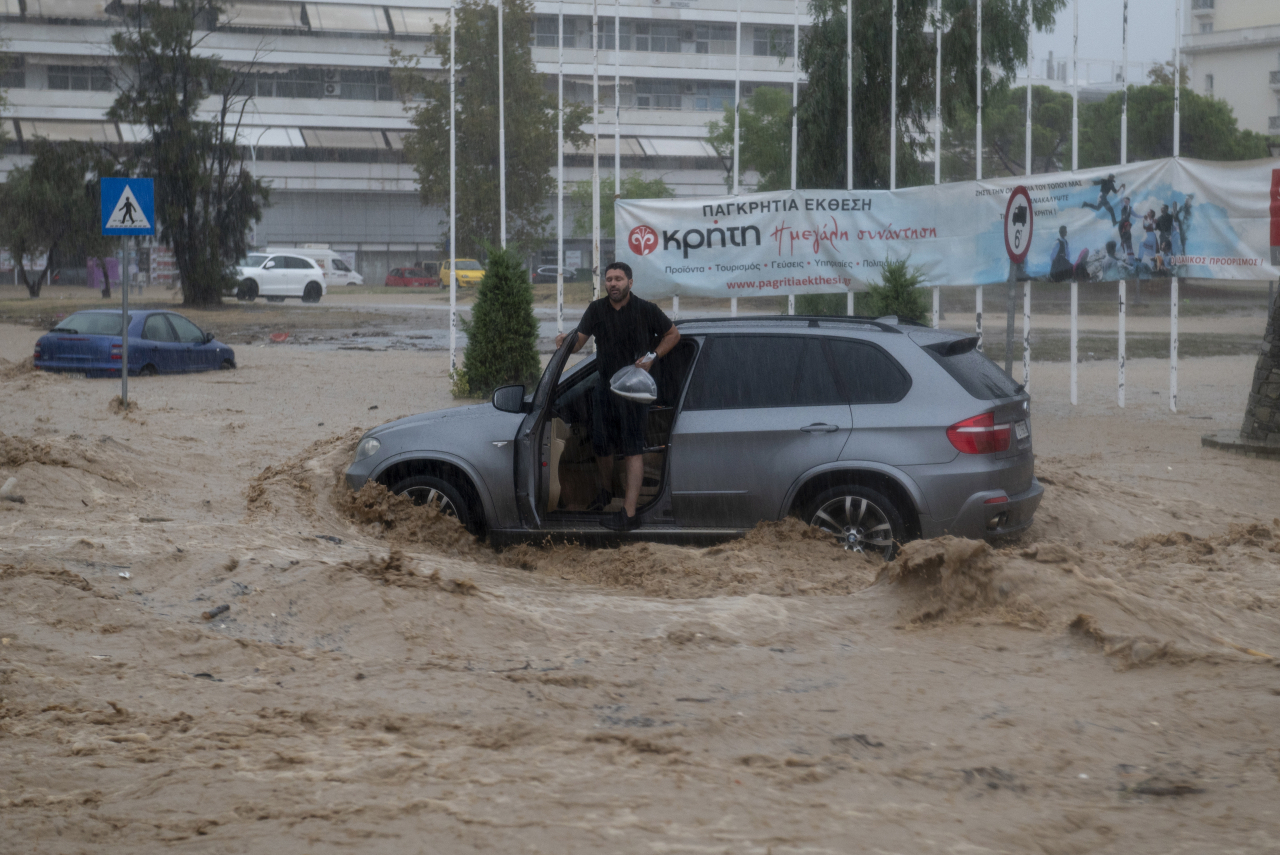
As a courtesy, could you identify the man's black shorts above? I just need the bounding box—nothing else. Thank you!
[592,383,648,458]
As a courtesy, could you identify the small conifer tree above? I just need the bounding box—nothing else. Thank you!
[455,247,540,398]
[863,258,929,323]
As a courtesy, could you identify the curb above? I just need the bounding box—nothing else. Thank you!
[1201,430,1280,461]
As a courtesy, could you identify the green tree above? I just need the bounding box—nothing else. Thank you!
[0,141,116,297]
[706,86,795,192]
[798,0,1066,190]
[861,259,929,322]
[455,246,540,398]
[1079,81,1270,167]
[570,172,675,237]
[108,0,267,308]
[393,0,589,258]
[942,84,1074,179]
[795,293,848,316]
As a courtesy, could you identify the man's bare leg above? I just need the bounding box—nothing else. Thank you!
[623,454,643,517]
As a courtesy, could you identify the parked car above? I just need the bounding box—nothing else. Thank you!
[235,253,327,303]
[264,246,363,288]
[531,266,578,284]
[385,267,441,288]
[34,310,236,377]
[344,316,1042,556]
[439,258,485,287]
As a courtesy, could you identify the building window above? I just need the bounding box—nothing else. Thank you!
[1205,73,1213,95]
[530,16,571,48]
[753,27,794,58]
[1191,0,1214,9]
[1199,22,1213,33]
[1,56,24,89]
[694,24,737,55]
[626,21,681,53]
[634,79,681,110]
[48,65,112,92]
[334,69,394,101]
[692,81,735,111]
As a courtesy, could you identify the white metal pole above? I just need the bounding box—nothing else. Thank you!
[498,0,506,248]
[734,0,742,196]
[790,0,798,190]
[975,0,982,181]
[1022,281,1031,389]
[614,0,620,199]
[557,2,564,335]
[1173,0,1181,157]
[933,0,941,186]
[1118,279,1126,407]
[1071,0,1078,171]
[592,0,600,300]
[449,0,457,372]
[1070,280,1078,405]
[1120,0,1128,165]
[673,295,679,319]
[890,0,897,191]
[975,285,983,351]
[1024,0,1031,177]
[120,244,128,405]
[932,286,939,328]
[847,0,853,190]
[1170,277,1179,411]
[847,290,853,316]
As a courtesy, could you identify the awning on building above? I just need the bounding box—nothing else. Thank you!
[639,138,718,158]
[300,128,388,149]
[222,2,304,29]
[387,7,446,35]
[19,120,120,143]
[307,3,386,33]
[25,0,110,19]
[234,126,308,147]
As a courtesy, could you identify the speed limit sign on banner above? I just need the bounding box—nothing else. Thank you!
[1004,185,1034,264]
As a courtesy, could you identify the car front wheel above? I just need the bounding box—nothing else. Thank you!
[302,282,322,303]
[389,475,472,531]
[237,280,258,301]
[806,485,905,560]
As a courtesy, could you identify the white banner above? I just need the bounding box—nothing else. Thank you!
[615,157,1280,298]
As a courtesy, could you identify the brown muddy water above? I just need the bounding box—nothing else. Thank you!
[2,319,1279,854]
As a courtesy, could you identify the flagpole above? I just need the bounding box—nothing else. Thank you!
[591,0,600,301]
[975,0,982,181]
[1121,0,1128,165]
[733,0,742,318]
[788,0,798,316]
[614,0,620,207]
[498,0,506,248]
[1173,0,1181,157]
[1071,0,1078,171]
[933,0,940,187]
[449,0,457,372]
[1024,0,1031,177]
[889,0,897,191]
[846,0,852,191]
[557,2,564,335]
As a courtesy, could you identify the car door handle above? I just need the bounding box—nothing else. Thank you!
[800,423,839,433]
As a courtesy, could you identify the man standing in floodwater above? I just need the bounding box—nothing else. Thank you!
[555,262,680,532]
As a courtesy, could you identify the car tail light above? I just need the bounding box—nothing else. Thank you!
[110,343,122,361]
[33,344,40,358]
[947,412,1011,454]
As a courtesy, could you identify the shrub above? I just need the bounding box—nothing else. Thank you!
[795,293,849,316]
[862,258,929,323]
[455,246,541,399]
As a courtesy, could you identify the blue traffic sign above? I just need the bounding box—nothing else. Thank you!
[101,177,155,236]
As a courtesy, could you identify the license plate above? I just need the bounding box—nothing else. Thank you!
[1014,421,1029,440]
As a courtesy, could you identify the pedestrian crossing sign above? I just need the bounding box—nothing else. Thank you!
[100,177,155,236]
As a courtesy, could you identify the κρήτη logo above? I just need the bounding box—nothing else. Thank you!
[629,225,658,256]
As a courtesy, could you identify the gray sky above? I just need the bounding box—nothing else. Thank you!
[1027,0,1177,78]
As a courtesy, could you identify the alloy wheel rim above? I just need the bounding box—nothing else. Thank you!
[811,495,894,556]
[403,486,457,518]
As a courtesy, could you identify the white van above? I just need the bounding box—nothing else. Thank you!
[264,246,363,288]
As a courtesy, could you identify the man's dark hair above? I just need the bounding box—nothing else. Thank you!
[605,261,632,280]
[1059,225,1067,237]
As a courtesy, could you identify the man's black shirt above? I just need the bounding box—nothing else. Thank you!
[577,293,673,383]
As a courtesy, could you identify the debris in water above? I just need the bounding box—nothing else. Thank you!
[201,604,230,620]
[118,571,131,579]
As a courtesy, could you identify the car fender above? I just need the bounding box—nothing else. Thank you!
[780,460,930,520]
[368,449,506,528]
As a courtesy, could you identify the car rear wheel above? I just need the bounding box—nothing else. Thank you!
[302,282,322,303]
[237,280,258,301]
[806,485,904,560]
[220,359,235,370]
[138,364,158,377]
[389,475,472,531]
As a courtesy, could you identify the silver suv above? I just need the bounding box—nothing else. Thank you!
[345,316,1042,556]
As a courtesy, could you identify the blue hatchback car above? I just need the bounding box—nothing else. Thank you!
[34,310,236,377]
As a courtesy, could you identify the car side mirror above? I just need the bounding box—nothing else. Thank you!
[492,385,527,414]
[263,261,275,269]
[203,331,215,344]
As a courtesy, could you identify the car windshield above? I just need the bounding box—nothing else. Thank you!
[52,312,131,335]
[455,260,482,270]
[239,254,268,268]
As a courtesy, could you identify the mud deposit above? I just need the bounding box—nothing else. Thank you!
[2,327,1280,854]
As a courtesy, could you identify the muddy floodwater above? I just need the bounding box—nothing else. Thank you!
[2,302,1280,854]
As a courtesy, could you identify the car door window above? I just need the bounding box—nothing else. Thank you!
[683,335,840,410]
[142,314,178,342]
[167,314,206,344]
[824,339,912,404]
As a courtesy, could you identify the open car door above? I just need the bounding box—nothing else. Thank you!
[513,336,578,529]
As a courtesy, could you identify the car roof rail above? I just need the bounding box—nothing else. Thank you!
[673,315,905,334]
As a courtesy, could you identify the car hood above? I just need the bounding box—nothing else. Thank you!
[364,403,519,440]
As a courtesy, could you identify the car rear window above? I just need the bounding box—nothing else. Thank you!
[924,345,1023,400]
[683,335,842,410]
[53,313,129,335]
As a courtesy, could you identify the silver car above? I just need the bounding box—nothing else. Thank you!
[345,316,1042,556]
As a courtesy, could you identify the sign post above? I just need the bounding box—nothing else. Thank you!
[100,178,155,409]
[1003,186,1034,379]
